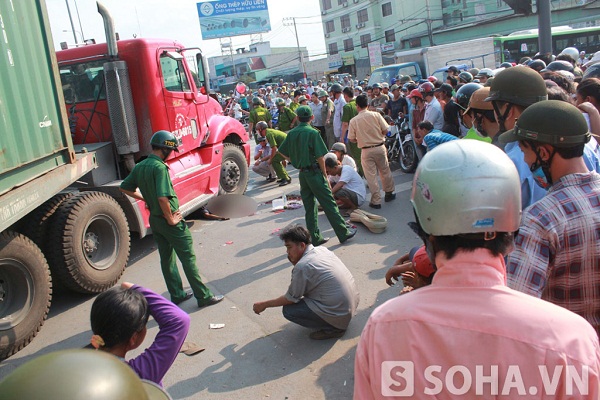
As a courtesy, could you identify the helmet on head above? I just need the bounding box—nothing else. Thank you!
[469,68,480,77]
[542,60,574,73]
[475,68,494,78]
[464,87,494,114]
[371,82,382,89]
[500,62,513,69]
[427,76,437,83]
[0,349,171,400]
[455,82,483,110]
[485,67,547,107]
[499,100,590,148]
[458,71,473,83]
[418,81,435,95]
[528,59,546,72]
[275,97,286,106]
[410,140,521,236]
[150,130,180,152]
[318,90,329,98]
[559,47,579,62]
[252,97,262,105]
[583,63,600,79]
[407,89,423,99]
[330,83,343,93]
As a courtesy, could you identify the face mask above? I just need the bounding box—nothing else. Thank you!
[529,147,554,190]
[531,164,552,190]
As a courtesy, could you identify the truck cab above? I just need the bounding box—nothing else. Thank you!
[56,38,250,236]
[368,62,423,86]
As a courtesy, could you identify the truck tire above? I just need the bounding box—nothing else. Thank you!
[219,143,248,195]
[20,192,75,252]
[47,192,130,294]
[0,232,52,361]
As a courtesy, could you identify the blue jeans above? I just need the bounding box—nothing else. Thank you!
[282,299,339,331]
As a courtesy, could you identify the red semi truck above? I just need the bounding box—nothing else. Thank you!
[0,0,249,360]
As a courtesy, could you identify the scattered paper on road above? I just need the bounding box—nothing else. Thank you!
[209,323,225,329]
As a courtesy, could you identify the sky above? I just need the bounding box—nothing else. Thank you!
[46,0,327,59]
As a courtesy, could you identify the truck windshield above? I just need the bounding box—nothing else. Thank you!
[59,60,107,104]
[370,65,419,85]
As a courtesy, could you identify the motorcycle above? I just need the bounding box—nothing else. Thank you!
[385,116,403,163]
[397,117,426,174]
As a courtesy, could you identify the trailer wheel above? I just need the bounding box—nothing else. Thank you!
[48,192,130,294]
[0,232,52,361]
[20,192,76,252]
[219,143,248,195]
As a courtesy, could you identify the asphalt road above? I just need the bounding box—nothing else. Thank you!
[0,157,420,400]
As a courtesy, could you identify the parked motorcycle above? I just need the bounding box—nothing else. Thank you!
[396,117,425,173]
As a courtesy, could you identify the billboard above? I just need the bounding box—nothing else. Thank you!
[197,0,271,40]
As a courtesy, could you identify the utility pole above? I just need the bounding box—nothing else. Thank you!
[425,0,435,46]
[538,0,552,55]
[283,17,306,84]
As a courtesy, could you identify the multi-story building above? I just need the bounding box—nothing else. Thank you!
[320,0,600,79]
[207,41,308,90]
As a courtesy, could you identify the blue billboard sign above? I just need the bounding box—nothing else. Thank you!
[197,0,271,40]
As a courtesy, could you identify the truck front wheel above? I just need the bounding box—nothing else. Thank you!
[0,232,52,361]
[219,143,248,195]
[48,192,130,294]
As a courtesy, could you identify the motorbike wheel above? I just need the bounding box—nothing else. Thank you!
[400,142,418,173]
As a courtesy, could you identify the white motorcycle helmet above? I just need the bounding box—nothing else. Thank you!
[410,140,521,236]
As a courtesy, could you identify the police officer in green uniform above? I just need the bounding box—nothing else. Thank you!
[340,86,363,176]
[248,97,272,140]
[278,106,357,245]
[256,121,292,186]
[120,130,223,307]
[275,98,298,132]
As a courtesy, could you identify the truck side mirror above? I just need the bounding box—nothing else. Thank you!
[195,53,208,93]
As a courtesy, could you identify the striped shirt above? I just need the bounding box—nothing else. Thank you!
[507,172,600,335]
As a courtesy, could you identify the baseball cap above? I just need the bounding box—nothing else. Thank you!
[296,105,313,119]
[434,83,453,95]
[330,142,347,153]
[412,246,435,278]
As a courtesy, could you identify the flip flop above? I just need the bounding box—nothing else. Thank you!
[350,209,388,233]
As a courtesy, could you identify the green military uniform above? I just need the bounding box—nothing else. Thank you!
[289,101,300,112]
[264,128,290,182]
[120,154,214,305]
[341,99,363,176]
[249,105,272,125]
[278,109,352,244]
[277,106,297,132]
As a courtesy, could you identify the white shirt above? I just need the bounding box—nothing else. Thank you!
[424,96,444,130]
[310,101,324,126]
[333,96,347,138]
[330,155,357,183]
[232,103,242,119]
[339,165,366,205]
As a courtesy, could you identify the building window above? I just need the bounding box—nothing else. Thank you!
[358,9,369,24]
[341,15,350,30]
[323,0,332,10]
[329,42,338,55]
[382,2,392,17]
[385,29,395,43]
[326,20,335,33]
[360,34,371,48]
[344,38,354,52]
[338,0,345,4]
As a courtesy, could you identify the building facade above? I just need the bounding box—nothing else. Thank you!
[320,0,600,79]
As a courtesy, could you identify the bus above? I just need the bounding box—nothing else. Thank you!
[493,26,600,63]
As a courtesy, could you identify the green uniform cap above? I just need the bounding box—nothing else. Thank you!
[499,100,591,147]
[296,105,313,119]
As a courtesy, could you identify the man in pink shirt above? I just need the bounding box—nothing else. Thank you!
[354,140,600,399]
